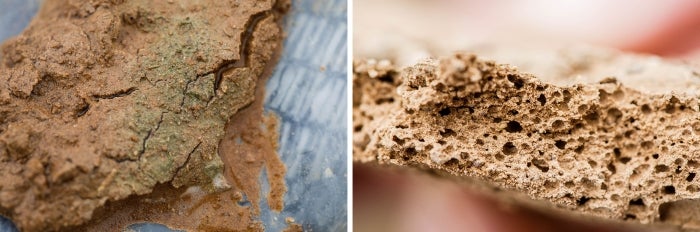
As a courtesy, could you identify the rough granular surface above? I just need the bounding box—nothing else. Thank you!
[354,53,700,229]
[0,0,286,231]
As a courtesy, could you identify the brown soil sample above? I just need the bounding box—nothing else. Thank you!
[0,0,287,231]
[70,47,288,231]
[354,53,700,230]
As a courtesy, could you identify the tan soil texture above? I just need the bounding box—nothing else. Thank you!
[354,52,700,230]
[0,0,287,231]
[69,45,289,231]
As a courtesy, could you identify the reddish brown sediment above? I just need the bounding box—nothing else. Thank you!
[354,52,700,230]
[219,85,287,215]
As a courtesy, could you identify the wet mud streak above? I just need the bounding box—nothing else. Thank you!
[219,75,287,214]
[217,2,288,213]
[213,11,273,93]
[209,4,289,215]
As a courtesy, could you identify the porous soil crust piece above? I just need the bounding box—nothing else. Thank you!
[0,0,285,231]
[354,53,700,229]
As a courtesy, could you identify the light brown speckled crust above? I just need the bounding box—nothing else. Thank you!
[0,0,284,231]
[354,53,700,229]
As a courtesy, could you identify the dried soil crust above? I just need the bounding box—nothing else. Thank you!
[71,46,289,232]
[354,52,700,230]
[0,0,288,231]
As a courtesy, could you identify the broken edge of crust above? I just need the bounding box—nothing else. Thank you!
[354,52,700,230]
